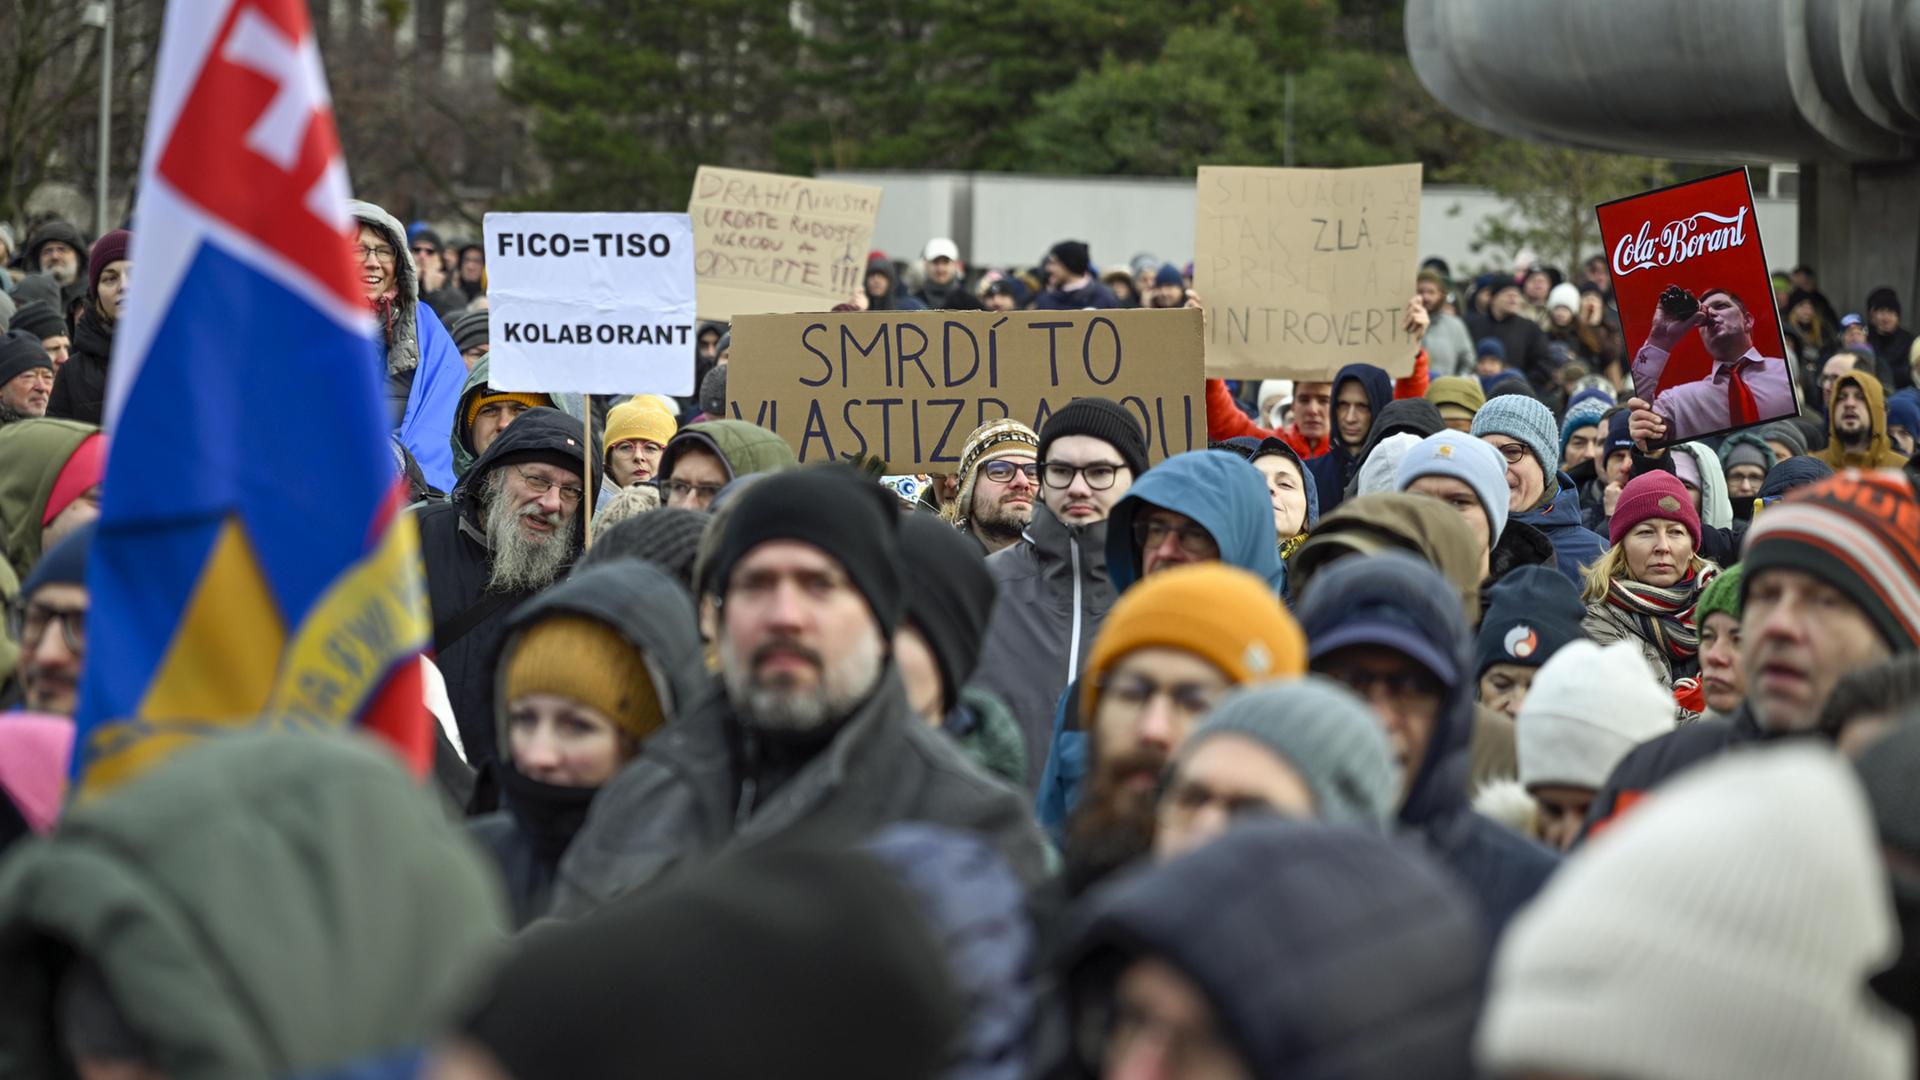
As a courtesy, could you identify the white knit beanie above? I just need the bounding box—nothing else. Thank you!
[1356,432,1422,497]
[1478,745,1913,1080]
[1514,640,1673,791]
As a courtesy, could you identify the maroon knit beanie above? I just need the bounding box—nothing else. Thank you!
[1610,470,1702,548]
[88,229,131,298]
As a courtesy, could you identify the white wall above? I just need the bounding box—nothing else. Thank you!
[824,170,1800,277]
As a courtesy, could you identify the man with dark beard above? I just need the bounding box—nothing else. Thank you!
[1059,562,1306,895]
[944,418,1041,554]
[418,406,587,798]
[550,466,1051,915]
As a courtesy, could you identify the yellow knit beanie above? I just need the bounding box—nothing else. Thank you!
[502,615,666,744]
[604,397,680,459]
[1082,563,1306,725]
[466,391,550,432]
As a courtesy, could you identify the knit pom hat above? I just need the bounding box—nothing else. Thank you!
[1478,745,1912,1080]
[1395,430,1511,543]
[1472,394,1558,482]
[1183,676,1400,828]
[1694,562,1743,627]
[602,396,679,459]
[502,614,667,749]
[1082,563,1306,725]
[1039,397,1148,479]
[1741,471,1920,651]
[951,418,1039,523]
[1514,640,1674,790]
[1609,470,1701,548]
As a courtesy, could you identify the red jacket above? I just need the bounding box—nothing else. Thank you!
[1204,350,1432,455]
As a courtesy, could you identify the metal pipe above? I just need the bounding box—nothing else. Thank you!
[97,1,114,236]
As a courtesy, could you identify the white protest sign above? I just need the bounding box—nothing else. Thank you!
[483,212,696,394]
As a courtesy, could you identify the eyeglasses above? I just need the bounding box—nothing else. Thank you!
[1319,663,1442,704]
[980,460,1040,484]
[1096,673,1222,721]
[1487,441,1529,465]
[515,467,585,506]
[8,600,86,654]
[354,244,397,265]
[1043,461,1126,490]
[411,245,437,257]
[1132,517,1217,558]
[666,478,725,503]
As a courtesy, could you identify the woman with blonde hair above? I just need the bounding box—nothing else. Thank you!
[1581,471,1720,715]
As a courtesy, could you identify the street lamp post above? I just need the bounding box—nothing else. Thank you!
[83,0,114,237]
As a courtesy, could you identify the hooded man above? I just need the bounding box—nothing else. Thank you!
[1816,370,1909,469]
[0,731,505,1079]
[44,229,127,426]
[975,400,1148,789]
[1297,552,1558,935]
[0,330,54,423]
[862,254,926,312]
[1063,819,1487,1080]
[0,417,103,582]
[656,418,797,511]
[348,200,467,492]
[1583,471,1920,838]
[1305,364,1394,512]
[1473,394,1609,585]
[1104,450,1283,594]
[944,418,1042,554]
[1047,563,1306,890]
[22,220,86,306]
[448,355,584,482]
[418,407,590,782]
[550,467,1050,916]
[1865,285,1915,392]
[1033,240,1120,310]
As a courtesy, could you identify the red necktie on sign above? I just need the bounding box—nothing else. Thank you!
[1728,360,1760,426]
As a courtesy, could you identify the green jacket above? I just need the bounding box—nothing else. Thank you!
[950,685,1029,790]
[0,418,96,581]
[0,732,507,1079]
[658,418,798,485]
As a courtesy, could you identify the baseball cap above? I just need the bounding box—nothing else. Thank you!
[923,238,960,262]
[1842,313,1864,329]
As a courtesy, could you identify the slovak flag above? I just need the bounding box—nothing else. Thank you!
[72,0,432,794]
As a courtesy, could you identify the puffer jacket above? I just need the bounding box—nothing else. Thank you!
[549,665,1053,918]
[0,732,505,1077]
[467,560,705,928]
[973,504,1116,792]
[349,201,466,492]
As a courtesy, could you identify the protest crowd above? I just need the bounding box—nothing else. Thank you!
[5,143,1920,1079]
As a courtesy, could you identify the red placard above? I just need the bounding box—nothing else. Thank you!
[1596,169,1801,446]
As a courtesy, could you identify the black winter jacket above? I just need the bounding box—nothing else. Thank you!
[46,309,111,425]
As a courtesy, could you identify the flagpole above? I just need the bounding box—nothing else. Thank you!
[582,409,595,549]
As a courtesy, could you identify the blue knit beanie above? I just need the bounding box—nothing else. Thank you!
[1559,400,1609,457]
[1472,394,1558,481]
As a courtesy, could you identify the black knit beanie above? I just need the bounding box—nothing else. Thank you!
[1050,240,1091,278]
[7,301,66,343]
[577,507,710,593]
[451,310,490,354]
[0,330,53,385]
[700,363,728,419]
[897,513,997,712]
[710,466,906,634]
[1040,397,1149,478]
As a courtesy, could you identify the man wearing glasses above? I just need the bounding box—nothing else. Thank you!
[417,406,589,796]
[1471,394,1609,586]
[975,399,1148,791]
[944,418,1042,555]
[9,522,92,716]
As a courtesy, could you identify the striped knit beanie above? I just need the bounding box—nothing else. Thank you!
[1741,471,1920,652]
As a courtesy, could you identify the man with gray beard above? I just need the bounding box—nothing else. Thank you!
[550,466,1052,915]
[418,406,588,806]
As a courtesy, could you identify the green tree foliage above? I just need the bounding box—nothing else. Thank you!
[501,0,801,210]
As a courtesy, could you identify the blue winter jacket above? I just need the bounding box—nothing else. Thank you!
[1513,471,1610,585]
[1039,450,1283,836]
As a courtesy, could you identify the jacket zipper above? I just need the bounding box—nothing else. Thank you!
[1066,529,1084,680]
[734,725,759,827]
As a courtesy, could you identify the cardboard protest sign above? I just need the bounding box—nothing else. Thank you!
[483,212,696,395]
[689,166,883,320]
[727,308,1204,473]
[1195,163,1422,380]
[1597,168,1798,447]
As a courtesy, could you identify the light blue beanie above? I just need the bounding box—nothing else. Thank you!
[1395,430,1512,543]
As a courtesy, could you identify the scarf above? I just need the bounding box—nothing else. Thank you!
[1279,530,1310,562]
[1605,565,1716,666]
